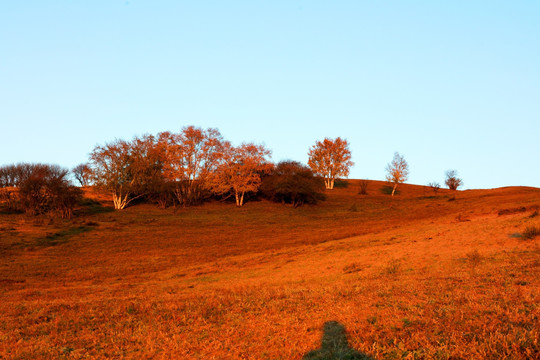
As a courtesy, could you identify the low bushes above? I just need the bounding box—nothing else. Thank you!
[260,161,325,207]
[0,163,81,219]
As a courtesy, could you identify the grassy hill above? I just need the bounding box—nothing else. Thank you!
[1,180,539,359]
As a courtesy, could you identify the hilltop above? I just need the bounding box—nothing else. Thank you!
[0,180,539,359]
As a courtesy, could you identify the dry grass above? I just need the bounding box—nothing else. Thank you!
[0,180,539,359]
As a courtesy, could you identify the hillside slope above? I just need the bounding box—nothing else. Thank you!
[1,180,539,359]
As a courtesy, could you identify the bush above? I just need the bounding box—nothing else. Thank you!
[428,182,441,193]
[260,161,325,207]
[3,163,82,218]
[358,180,369,195]
[0,187,20,212]
[445,170,463,190]
[522,226,540,240]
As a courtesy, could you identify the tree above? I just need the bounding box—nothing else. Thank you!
[14,163,81,218]
[261,161,325,207]
[158,126,225,206]
[308,137,354,190]
[209,143,272,207]
[385,152,409,196]
[445,170,463,190]
[0,164,20,187]
[72,163,92,186]
[89,134,169,210]
[428,182,441,193]
[89,139,144,210]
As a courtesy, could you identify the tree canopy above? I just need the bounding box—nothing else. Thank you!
[308,137,353,190]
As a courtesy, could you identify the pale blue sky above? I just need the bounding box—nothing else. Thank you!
[1,1,539,189]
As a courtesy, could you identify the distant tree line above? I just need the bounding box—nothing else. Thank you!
[0,126,464,216]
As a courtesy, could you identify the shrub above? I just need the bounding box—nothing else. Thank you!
[10,163,81,218]
[428,182,441,193]
[466,250,483,270]
[445,170,463,190]
[498,207,527,216]
[358,180,369,195]
[260,161,325,207]
[522,226,540,240]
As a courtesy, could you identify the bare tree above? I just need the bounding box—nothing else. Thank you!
[385,152,409,196]
[72,163,92,186]
[445,170,463,190]
[308,137,354,190]
[428,182,441,193]
[209,143,271,207]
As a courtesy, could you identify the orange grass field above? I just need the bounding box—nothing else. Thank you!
[0,180,539,359]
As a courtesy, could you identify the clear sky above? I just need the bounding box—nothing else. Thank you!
[1,1,539,189]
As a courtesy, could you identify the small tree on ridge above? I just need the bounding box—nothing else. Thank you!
[385,152,409,196]
[445,170,463,190]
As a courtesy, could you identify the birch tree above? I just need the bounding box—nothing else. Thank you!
[385,152,409,196]
[89,137,161,210]
[158,126,225,206]
[209,143,271,207]
[308,137,353,189]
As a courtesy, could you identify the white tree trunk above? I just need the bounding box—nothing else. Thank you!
[324,178,331,189]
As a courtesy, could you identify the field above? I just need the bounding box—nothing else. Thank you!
[1,180,539,359]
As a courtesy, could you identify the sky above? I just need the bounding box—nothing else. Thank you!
[1,1,539,189]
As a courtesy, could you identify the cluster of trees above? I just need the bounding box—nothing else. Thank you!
[0,163,81,218]
[83,127,274,209]
[76,126,330,210]
[0,127,465,216]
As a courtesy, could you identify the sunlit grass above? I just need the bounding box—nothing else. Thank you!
[0,181,539,359]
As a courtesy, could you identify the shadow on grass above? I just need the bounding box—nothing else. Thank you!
[78,198,114,215]
[380,185,399,196]
[334,180,349,188]
[303,321,373,360]
[37,226,94,247]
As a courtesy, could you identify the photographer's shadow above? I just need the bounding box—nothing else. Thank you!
[303,321,374,360]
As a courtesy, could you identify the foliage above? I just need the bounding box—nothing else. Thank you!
[209,142,272,207]
[158,126,226,206]
[89,139,140,210]
[0,187,19,212]
[385,152,409,196]
[308,137,353,190]
[89,135,168,210]
[4,163,82,218]
[261,161,325,207]
[445,170,463,190]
